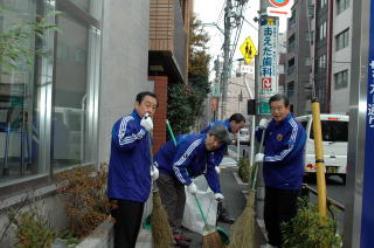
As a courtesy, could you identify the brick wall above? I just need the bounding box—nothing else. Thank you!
[150,76,168,154]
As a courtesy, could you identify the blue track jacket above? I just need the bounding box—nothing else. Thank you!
[200,119,230,167]
[154,133,221,193]
[107,110,152,202]
[256,113,306,190]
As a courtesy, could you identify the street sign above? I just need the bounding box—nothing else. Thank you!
[239,36,257,64]
[361,1,374,246]
[266,0,294,18]
[257,16,278,115]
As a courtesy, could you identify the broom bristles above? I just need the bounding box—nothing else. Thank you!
[202,231,226,248]
[228,191,256,248]
[151,191,174,248]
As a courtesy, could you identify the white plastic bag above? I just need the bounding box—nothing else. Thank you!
[182,176,217,234]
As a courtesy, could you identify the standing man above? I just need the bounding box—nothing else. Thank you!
[154,125,231,247]
[201,113,246,224]
[107,91,159,248]
[255,94,306,248]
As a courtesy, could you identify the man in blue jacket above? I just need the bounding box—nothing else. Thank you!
[107,91,158,248]
[201,113,246,224]
[154,125,231,247]
[255,94,306,248]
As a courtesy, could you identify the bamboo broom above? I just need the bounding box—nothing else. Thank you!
[146,130,174,248]
[229,129,266,248]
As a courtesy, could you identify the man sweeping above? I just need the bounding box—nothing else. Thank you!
[200,113,246,224]
[154,125,231,247]
[255,94,306,248]
[107,91,159,248]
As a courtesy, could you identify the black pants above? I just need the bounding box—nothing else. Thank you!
[264,187,299,247]
[157,172,186,234]
[110,199,145,248]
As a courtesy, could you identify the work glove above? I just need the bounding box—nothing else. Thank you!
[214,193,224,201]
[215,166,220,174]
[187,183,197,195]
[255,153,264,163]
[150,165,159,181]
[258,118,269,129]
[140,113,153,132]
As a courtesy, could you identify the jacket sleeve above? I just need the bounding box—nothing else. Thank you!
[205,161,221,193]
[111,116,147,151]
[208,144,226,167]
[264,122,305,164]
[200,123,213,134]
[172,139,202,185]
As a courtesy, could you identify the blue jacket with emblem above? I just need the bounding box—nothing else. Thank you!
[200,119,230,167]
[107,110,152,203]
[154,133,221,193]
[256,113,306,190]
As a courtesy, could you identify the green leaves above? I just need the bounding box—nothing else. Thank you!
[281,200,342,248]
[0,6,59,72]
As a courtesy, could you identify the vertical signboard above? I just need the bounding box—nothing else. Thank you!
[257,16,278,115]
[361,1,374,246]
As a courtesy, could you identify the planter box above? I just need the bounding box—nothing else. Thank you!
[76,217,114,248]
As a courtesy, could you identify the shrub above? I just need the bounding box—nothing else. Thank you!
[12,211,55,248]
[238,158,251,183]
[57,165,110,238]
[282,200,342,248]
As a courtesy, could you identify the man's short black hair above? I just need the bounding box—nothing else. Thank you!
[136,91,157,104]
[229,113,246,123]
[269,94,290,107]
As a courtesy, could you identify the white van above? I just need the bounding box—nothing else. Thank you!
[296,114,349,183]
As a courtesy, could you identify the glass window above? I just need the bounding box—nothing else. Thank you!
[52,13,89,168]
[319,21,327,40]
[287,81,295,98]
[336,0,349,15]
[319,54,326,68]
[334,70,349,89]
[310,121,348,142]
[0,1,44,183]
[335,29,349,51]
[69,0,102,20]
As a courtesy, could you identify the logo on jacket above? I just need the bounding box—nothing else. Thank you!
[276,134,283,141]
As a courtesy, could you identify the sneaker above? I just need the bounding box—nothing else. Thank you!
[217,214,235,224]
[174,235,190,248]
[174,233,192,242]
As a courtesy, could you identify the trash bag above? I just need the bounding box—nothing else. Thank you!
[182,176,217,235]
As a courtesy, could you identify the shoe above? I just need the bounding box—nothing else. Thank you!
[174,235,190,247]
[174,233,192,242]
[217,214,235,224]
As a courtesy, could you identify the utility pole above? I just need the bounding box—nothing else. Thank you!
[220,0,233,119]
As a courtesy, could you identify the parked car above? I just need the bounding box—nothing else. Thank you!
[296,114,349,184]
[238,128,250,145]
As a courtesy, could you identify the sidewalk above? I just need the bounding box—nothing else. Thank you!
[135,155,265,247]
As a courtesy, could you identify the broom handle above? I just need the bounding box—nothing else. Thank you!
[166,119,177,146]
[250,128,266,191]
[193,195,209,226]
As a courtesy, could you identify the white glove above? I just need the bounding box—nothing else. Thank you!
[150,165,159,180]
[255,153,264,163]
[258,118,269,129]
[140,114,153,132]
[215,166,220,174]
[214,193,224,201]
[187,183,197,195]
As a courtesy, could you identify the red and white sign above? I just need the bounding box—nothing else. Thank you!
[267,0,294,18]
[262,77,272,89]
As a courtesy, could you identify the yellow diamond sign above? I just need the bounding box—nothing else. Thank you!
[240,37,257,64]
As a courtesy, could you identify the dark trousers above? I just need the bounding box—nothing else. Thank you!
[264,187,299,247]
[157,172,186,233]
[110,199,145,248]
